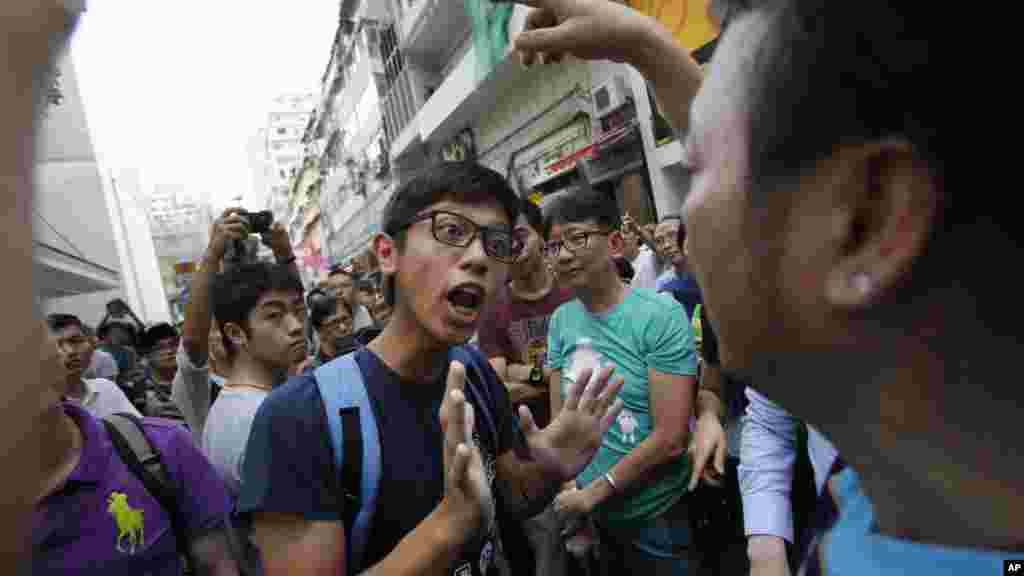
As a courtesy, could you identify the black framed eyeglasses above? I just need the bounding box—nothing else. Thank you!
[543,229,611,259]
[400,210,524,264]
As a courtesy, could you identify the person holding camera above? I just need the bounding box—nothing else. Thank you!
[175,209,306,495]
[173,208,301,441]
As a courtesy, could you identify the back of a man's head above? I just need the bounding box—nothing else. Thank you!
[726,1,941,197]
[378,161,520,306]
[713,0,962,311]
[542,184,620,240]
[212,263,303,353]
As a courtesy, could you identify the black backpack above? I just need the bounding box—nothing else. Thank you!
[102,412,257,575]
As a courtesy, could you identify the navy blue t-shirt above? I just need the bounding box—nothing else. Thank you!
[661,272,704,320]
[239,345,521,575]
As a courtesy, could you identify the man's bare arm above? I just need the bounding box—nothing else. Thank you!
[253,503,467,575]
[514,0,703,135]
[579,370,696,509]
[189,529,240,576]
[183,209,246,366]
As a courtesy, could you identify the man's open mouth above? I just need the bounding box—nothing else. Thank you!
[446,283,484,322]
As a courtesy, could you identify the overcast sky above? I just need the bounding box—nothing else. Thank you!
[71,0,337,211]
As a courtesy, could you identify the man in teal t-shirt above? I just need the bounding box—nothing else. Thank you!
[543,186,698,575]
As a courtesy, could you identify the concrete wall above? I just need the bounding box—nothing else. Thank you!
[475,58,592,178]
[105,168,172,324]
[626,67,689,218]
[34,51,121,273]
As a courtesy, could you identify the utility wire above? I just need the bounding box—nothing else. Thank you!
[33,206,88,260]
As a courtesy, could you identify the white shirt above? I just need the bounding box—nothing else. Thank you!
[68,378,140,420]
[84,349,119,381]
[171,341,214,441]
[353,304,374,331]
[630,246,661,290]
[738,387,839,542]
[201,387,268,496]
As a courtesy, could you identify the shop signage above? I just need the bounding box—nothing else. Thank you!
[173,261,195,293]
[441,128,476,162]
[514,118,592,191]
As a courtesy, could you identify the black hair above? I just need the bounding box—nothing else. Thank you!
[542,184,621,240]
[718,0,959,311]
[327,263,355,279]
[211,262,304,355]
[142,323,179,352]
[46,313,82,334]
[519,197,543,234]
[357,273,380,292]
[308,289,353,330]
[97,321,138,345]
[308,290,337,330]
[709,0,752,29]
[380,161,521,306]
[715,1,942,207]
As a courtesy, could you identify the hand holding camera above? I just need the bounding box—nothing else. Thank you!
[261,221,294,263]
[214,209,283,269]
[208,208,251,262]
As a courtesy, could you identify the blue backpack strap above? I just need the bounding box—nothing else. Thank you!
[314,353,381,574]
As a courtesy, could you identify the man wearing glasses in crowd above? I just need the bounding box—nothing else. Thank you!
[240,161,624,576]
[543,185,699,574]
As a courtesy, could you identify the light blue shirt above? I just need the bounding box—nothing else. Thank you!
[739,387,838,542]
[740,389,1020,574]
[819,467,1020,575]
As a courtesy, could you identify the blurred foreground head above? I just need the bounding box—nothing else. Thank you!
[686,0,1014,548]
[5,1,86,569]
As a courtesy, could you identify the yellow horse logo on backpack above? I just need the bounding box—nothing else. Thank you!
[107,491,145,555]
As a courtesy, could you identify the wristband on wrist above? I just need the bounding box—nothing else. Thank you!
[603,471,618,493]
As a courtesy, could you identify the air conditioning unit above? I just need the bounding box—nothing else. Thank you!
[592,75,631,119]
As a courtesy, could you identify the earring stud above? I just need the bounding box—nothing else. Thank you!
[851,273,873,296]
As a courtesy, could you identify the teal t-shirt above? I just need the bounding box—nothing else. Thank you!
[546,288,697,527]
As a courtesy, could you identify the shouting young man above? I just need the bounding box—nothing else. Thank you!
[240,161,624,576]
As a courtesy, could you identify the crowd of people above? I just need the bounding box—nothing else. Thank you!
[24,0,1007,576]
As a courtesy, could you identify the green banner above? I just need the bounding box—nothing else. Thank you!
[465,0,514,83]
